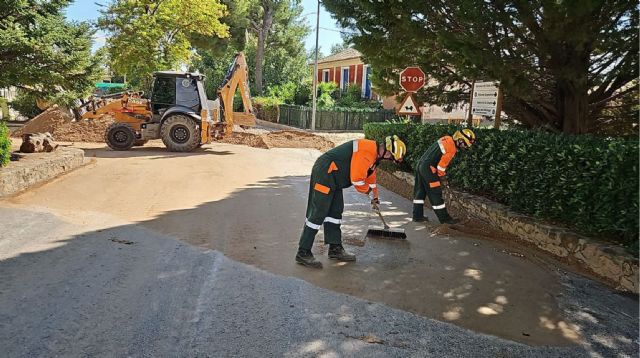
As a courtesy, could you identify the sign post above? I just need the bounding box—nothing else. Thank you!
[471,81,502,127]
[398,67,425,120]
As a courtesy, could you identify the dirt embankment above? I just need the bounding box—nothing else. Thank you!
[13,106,113,142]
[15,108,335,151]
[222,130,334,151]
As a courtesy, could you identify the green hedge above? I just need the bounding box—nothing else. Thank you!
[253,97,281,123]
[364,123,639,250]
[0,121,11,167]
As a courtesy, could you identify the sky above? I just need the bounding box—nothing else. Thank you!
[65,0,345,55]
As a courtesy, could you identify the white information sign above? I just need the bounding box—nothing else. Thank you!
[471,81,500,116]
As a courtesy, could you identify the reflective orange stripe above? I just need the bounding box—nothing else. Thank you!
[429,181,441,188]
[314,183,330,194]
[430,166,437,174]
[327,161,338,173]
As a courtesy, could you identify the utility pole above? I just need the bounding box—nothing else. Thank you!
[310,0,320,131]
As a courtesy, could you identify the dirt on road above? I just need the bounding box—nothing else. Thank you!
[3,142,604,348]
[222,130,334,151]
[13,106,113,142]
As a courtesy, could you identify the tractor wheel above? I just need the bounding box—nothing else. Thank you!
[105,123,136,151]
[160,114,200,152]
[133,139,148,147]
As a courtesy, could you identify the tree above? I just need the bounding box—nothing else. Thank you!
[323,0,638,134]
[98,0,229,89]
[192,0,309,96]
[0,0,104,104]
[329,42,349,55]
[247,0,308,94]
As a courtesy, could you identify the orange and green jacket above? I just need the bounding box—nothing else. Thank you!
[319,139,379,198]
[418,135,457,177]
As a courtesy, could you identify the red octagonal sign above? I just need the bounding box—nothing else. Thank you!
[399,67,425,92]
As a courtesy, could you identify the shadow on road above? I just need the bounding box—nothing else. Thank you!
[0,175,637,357]
[69,144,235,159]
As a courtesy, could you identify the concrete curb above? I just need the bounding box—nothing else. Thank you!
[377,169,639,294]
[0,147,85,198]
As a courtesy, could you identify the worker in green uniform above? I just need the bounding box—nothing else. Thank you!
[296,135,407,268]
[413,128,476,224]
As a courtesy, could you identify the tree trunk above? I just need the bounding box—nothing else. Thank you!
[558,83,590,134]
[254,7,274,95]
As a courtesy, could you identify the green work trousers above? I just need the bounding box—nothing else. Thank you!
[413,162,452,223]
[298,158,344,250]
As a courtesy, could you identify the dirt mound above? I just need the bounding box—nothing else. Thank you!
[220,132,269,149]
[222,130,335,151]
[13,106,113,142]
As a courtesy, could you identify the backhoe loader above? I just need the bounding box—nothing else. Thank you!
[74,53,256,152]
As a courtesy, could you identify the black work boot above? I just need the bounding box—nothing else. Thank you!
[412,216,429,222]
[295,248,322,268]
[441,217,460,225]
[328,244,356,262]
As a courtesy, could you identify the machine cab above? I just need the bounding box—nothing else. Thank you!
[149,71,209,122]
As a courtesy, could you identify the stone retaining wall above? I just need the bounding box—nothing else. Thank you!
[378,169,639,293]
[0,147,85,197]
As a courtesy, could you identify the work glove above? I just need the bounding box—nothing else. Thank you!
[370,197,380,211]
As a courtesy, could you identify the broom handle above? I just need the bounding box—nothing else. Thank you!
[373,205,389,230]
[369,193,390,229]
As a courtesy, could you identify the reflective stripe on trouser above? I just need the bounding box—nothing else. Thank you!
[413,162,452,223]
[299,160,344,250]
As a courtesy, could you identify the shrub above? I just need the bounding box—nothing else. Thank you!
[364,122,639,250]
[253,96,281,122]
[10,91,43,118]
[266,82,297,105]
[312,82,338,108]
[0,121,11,167]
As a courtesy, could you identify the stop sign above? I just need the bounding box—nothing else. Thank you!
[399,67,425,92]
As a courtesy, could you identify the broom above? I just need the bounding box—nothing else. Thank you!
[366,201,407,239]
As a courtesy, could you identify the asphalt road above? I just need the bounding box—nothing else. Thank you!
[0,141,637,357]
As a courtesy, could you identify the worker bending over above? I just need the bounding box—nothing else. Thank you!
[296,135,407,268]
[413,129,476,224]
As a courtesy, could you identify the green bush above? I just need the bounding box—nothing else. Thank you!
[253,96,281,122]
[312,82,338,108]
[364,123,639,250]
[10,91,43,118]
[0,121,11,167]
[0,98,9,120]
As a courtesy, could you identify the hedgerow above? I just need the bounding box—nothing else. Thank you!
[365,123,639,250]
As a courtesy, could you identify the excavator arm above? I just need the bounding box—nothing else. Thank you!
[217,53,256,133]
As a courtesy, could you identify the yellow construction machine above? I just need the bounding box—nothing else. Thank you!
[74,53,256,151]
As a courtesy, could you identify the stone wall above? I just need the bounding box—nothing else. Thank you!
[0,147,85,197]
[377,169,639,294]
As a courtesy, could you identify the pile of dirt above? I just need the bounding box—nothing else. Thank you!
[13,106,113,142]
[222,130,335,151]
[220,132,269,149]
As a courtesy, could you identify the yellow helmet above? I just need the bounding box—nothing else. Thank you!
[453,128,476,148]
[385,135,407,161]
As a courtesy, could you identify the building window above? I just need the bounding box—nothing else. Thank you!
[341,67,349,91]
[362,65,372,99]
[322,69,330,82]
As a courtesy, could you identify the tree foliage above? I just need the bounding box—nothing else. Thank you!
[245,0,309,93]
[98,0,229,89]
[323,0,639,134]
[329,42,349,55]
[0,0,104,105]
[192,0,309,96]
